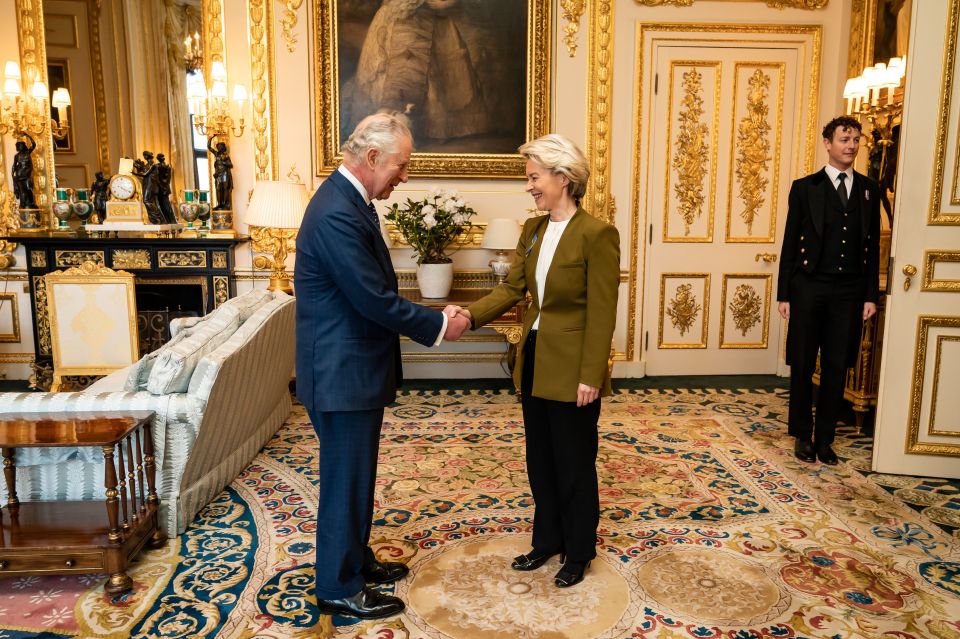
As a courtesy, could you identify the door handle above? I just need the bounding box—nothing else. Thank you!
[902,264,917,291]
[755,253,777,263]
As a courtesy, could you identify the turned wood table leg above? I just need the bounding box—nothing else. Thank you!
[142,423,167,548]
[2,448,18,514]
[102,444,122,544]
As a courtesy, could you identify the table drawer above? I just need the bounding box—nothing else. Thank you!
[0,550,105,573]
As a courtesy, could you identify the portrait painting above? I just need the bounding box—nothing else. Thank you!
[314,0,551,178]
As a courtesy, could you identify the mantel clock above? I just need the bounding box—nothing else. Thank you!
[105,173,149,223]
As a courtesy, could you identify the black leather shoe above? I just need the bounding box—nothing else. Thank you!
[512,549,564,571]
[816,444,839,466]
[554,560,590,588]
[362,560,409,585]
[794,439,816,463]
[316,587,405,619]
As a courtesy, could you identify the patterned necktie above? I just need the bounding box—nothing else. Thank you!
[367,202,380,229]
[836,172,849,208]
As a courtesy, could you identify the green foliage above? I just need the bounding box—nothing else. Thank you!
[385,188,477,265]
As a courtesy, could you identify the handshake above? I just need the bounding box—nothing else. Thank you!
[441,305,473,341]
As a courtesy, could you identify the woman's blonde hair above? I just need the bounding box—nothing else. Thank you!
[518,134,590,202]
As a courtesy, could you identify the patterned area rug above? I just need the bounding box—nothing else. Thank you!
[0,388,958,639]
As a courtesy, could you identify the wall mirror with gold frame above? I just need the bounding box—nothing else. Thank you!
[7,0,203,220]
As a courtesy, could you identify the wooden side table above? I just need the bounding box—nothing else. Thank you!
[0,410,167,594]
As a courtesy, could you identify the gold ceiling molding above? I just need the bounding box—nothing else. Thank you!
[560,0,586,57]
[930,0,960,225]
[672,68,710,237]
[735,69,772,236]
[249,0,279,180]
[585,0,614,226]
[15,0,53,218]
[280,0,305,53]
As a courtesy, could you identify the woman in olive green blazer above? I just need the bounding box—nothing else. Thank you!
[448,134,619,588]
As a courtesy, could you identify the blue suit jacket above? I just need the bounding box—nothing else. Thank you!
[294,170,443,413]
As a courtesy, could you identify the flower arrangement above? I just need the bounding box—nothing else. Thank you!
[386,187,477,265]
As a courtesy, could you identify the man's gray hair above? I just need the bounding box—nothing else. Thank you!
[342,112,413,164]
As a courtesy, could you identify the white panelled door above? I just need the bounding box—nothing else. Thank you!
[636,26,820,375]
[873,0,960,479]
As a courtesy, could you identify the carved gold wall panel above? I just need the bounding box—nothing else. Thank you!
[55,250,104,268]
[928,335,960,437]
[0,293,21,343]
[213,275,228,307]
[585,0,614,225]
[922,250,960,291]
[249,0,279,180]
[112,249,151,270]
[663,61,720,242]
[560,0,586,57]
[659,273,709,348]
[32,275,50,355]
[908,316,960,455]
[158,251,207,268]
[930,0,960,223]
[726,63,784,243]
[719,273,771,349]
[30,251,47,268]
[280,0,305,53]
[213,251,228,269]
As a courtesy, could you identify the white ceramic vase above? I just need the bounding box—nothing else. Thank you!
[417,262,454,299]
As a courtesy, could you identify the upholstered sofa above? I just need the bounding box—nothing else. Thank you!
[0,289,296,537]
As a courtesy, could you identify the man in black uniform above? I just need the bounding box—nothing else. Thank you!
[777,116,881,465]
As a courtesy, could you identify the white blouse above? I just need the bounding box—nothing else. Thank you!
[532,217,571,330]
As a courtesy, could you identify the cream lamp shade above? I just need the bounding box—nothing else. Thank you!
[246,180,310,229]
[246,180,310,294]
[481,218,521,250]
[481,218,521,283]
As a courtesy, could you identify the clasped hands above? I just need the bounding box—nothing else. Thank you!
[442,305,472,341]
[442,305,600,406]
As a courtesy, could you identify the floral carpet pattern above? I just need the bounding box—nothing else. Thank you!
[0,387,958,638]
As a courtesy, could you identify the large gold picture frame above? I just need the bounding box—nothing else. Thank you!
[313,0,551,179]
[45,261,139,391]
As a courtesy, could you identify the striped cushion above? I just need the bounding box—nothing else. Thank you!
[124,330,190,391]
[146,306,241,395]
[170,288,272,339]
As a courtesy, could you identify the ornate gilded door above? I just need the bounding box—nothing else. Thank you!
[873,0,960,478]
[636,26,821,375]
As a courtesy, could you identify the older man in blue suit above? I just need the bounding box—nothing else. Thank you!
[295,112,470,619]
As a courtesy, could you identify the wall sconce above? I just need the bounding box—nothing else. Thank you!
[481,218,521,284]
[187,61,246,139]
[183,31,203,74]
[0,60,70,139]
[247,179,310,294]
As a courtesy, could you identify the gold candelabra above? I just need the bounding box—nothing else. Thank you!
[183,31,203,74]
[188,61,246,138]
[1,61,70,139]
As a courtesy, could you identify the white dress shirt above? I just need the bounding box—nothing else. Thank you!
[336,164,447,344]
[532,217,571,330]
[824,164,853,200]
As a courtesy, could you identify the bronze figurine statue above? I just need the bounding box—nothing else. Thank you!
[12,133,37,210]
[156,153,177,225]
[208,138,233,211]
[90,171,110,223]
[134,150,163,224]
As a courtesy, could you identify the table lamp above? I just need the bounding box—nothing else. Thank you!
[481,218,521,283]
[246,180,310,294]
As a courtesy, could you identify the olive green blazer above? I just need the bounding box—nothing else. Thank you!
[468,209,620,402]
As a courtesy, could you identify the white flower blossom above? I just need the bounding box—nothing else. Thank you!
[422,204,436,216]
[423,213,437,229]
[442,199,457,213]
[453,212,467,225]
[454,199,466,209]
[427,186,441,199]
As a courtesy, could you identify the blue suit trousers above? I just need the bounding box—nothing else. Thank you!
[310,407,384,598]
